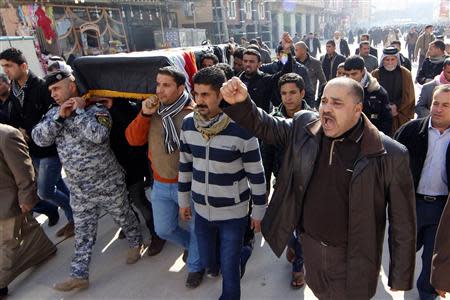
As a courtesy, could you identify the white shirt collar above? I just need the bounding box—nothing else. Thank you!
[429,117,450,135]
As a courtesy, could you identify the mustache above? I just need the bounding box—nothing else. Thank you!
[196,104,208,109]
[322,112,336,120]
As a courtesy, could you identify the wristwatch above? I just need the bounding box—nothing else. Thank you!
[52,113,66,124]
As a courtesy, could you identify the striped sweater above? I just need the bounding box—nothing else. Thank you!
[178,112,266,221]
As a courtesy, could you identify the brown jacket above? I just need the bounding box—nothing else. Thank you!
[0,124,39,219]
[432,194,450,292]
[415,32,435,58]
[372,66,415,134]
[223,98,416,298]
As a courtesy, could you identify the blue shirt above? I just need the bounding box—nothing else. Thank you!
[417,118,450,196]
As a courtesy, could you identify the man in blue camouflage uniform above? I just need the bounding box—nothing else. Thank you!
[31,70,143,292]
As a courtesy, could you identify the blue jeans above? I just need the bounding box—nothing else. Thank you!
[33,199,59,219]
[288,231,304,273]
[416,198,446,300]
[150,181,202,272]
[195,213,247,300]
[32,155,73,223]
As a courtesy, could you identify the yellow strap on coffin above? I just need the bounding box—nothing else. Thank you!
[81,89,155,100]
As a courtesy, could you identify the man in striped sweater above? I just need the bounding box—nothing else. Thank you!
[178,67,266,300]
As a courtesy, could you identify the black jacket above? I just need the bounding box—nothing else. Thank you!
[416,56,449,85]
[303,37,322,57]
[400,53,412,72]
[0,110,7,124]
[0,96,12,124]
[239,55,292,113]
[363,73,393,136]
[262,100,313,191]
[338,39,351,57]
[394,116,450,192]
[8,72,57,158]
[109,100,149,186]
[321,53,346,81]
[260,60,314,108]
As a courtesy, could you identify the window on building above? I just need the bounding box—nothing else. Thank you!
[258,1,265,20]
[227,0,237,20]
[245,0,252,20]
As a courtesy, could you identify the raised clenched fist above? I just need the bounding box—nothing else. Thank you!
[220,77,248,105]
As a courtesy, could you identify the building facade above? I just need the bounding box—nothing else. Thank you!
[1,0,351,59]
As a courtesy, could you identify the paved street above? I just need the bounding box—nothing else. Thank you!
[6,41,441,300]
[8,207,425,300]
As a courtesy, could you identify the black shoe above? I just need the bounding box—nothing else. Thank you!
[147,238,165,256]
[207,268,219,278]
[182,249,188,263]
[48,212,60,227]
[0,286,8,297]
[118,230,126,240]
[185,270,205,289]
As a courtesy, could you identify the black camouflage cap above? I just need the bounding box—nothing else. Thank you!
[44,70,72,87]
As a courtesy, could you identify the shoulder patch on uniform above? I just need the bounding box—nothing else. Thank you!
[95,112,111,128]
[48,103,58,110]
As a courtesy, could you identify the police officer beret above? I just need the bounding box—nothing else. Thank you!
[44,70,72,87]
[48,60,73,73]
[48,56,64,62]
[383,47,398,56]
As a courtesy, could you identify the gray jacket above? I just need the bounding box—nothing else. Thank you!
[416,79,438,118]
[362,54,379,73]
[298,54,326,96]
[415,32,435,58]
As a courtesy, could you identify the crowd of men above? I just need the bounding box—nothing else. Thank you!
[0,27,449,300]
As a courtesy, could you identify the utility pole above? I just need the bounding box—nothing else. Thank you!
[159,2,165,46]
[212,0,229,43]
[192,2,197,29]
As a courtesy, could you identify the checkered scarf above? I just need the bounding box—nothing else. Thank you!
[11,80,25,107]
[157,90,191,154]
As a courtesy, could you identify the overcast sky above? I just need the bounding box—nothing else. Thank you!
[371,0,437,11]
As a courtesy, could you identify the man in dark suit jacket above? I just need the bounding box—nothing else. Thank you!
[334,31,350,57]
[395,85,450,300]
[355,34,378,58]
[391,40,412,71]
[303,32,322,58]
[0,74,11,124]
[416,59,450,118]
[320,40,346,81]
